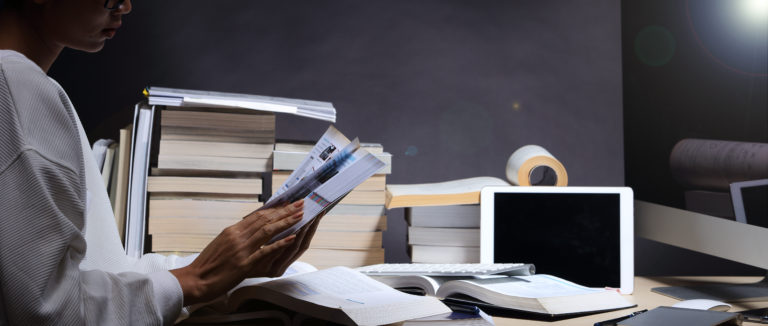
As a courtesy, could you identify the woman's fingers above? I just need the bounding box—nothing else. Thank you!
[247,234,297,272]
[271,213,324,272]
[242,200,304,230]
[298,213,322,252]
[246,209,303,252]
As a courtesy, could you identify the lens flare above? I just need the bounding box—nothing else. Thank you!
[740,0,768,24]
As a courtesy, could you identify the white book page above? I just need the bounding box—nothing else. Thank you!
[271,126,351,198]
[439,274,603,299]
[266,127,384,242]
[387,177,509,196]
[228,261,319,295]
[262,267,450,325]
[312,151,383,201]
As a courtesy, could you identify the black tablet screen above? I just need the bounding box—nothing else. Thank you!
[493,193,621,288]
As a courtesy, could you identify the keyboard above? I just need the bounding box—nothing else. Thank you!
[355,263,535,276]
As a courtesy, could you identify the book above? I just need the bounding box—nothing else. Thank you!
[148,198,262,219]
[159,140,273,159]
[155,249,385,268]
[101,141,118,187]
[148,196,263,252]
[406,205,481,228]
[373,274,634,317]
[316,213,386,232]
[147,176,263,196]
[410,245,480,264]
[125,103,156,258]
[156,108,275,175]
[91,138,115,171]
[161,108,276,131]
[160,128,275,144]
[298,248,385,269]
[336,190,386,206]
[113,125,132,243]
[156,155,272,174]
[325,204,386,217]
[385,177,510,209]
[263,126,385,242]
[408,227,480,247]
[145,86,337,122]
[221,266,451,325]
[107,141,121,209]
[309,231,383,249]
[148,217,240,236]
[153,231,383,252]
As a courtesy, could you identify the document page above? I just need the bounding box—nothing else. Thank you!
[261,267,451,325]
[264,126,384,242]
[461,274,603,298]
[271,126,351,197]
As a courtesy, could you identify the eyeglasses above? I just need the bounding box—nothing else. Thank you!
[103,0,125,10]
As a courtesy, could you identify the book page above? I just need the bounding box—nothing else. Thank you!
[228,261,319,296]
[436,274,633,315]
[265,126,384,242]
[260,267,451,325]
[271,126,351,198]
[438,274,603,299]
[387,177,509,197]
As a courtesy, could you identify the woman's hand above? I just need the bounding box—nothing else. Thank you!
[169,200,305,306]
[249,210,326,277]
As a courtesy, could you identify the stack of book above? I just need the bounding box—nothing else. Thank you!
[272,141,392,269]
[124,87,337,258]
[406,205,481,263]
[147,108,274,255]
[385,177,510,263]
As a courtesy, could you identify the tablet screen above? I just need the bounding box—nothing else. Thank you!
[740,185,768,228]
[493,193,621,288]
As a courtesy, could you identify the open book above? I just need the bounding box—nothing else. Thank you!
[373,274,635,318]
[262,126,385,242]
[188,264,451,326]
[385,177,510,209]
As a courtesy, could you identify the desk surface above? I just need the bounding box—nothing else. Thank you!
[493,276,764,326]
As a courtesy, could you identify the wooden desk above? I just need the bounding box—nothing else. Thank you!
[494,276,765,325]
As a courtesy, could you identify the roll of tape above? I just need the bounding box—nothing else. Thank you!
[506,145,568,186]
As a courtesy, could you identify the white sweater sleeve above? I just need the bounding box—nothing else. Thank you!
[0,150,182,325]
[0,50,183,325]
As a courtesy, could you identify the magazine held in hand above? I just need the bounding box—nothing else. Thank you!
[264,126,385,242]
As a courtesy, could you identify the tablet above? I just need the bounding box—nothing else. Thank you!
[480,186,634,294]
[730,179,768,227]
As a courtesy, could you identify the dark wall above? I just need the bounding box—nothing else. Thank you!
[623,0,768,275]
[49,1,624,263]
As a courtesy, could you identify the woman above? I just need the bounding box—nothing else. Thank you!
[0,0,320,324]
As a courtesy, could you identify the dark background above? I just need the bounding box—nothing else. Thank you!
[622,0,768,275]
[46,0,767,273]
[49,1,624,265]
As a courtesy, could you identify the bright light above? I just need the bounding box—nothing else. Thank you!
[739,0,768,24]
